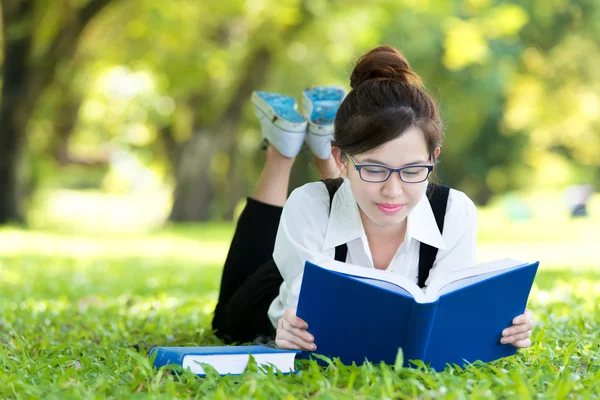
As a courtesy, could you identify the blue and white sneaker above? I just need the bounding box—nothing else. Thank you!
[302,86,346,159]
[252,91,307,158]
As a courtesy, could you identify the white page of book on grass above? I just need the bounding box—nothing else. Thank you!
[182,352,297,375]
[317,258,528,303]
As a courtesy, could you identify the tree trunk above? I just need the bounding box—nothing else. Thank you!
[0,1,34,223]
[0,0,115,224]
[0,104,28,224]
[169,131,218,222]
[168,47,272,222]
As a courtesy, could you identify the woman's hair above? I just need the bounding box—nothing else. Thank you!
[332,45,443,158]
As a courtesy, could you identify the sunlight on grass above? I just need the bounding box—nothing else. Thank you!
[0,190,599,397]
[0,227,230,265]
[28,189,173,234]
[478,189,600,242]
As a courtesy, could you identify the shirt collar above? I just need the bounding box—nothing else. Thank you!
[406,185,447,250]
[322,180,447,251]
[322,179,364,251]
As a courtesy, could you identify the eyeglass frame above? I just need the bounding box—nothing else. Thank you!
[345,153,435,183]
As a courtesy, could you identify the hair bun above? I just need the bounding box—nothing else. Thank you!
[349,45,422,90]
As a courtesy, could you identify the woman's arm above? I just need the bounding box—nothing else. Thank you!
[272,183,350,307]
[270,182,339,350]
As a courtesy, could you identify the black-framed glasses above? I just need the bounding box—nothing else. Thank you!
[346,153,434,183]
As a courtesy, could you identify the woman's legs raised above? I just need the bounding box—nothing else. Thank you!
[251,145,296,207]
[213,88,342,342]
[214,91,304,338]
[214,145,293,310]
[251,147,338,207]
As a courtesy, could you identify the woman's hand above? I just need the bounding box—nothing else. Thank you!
[275,308,317,351]
[501,309,534,348]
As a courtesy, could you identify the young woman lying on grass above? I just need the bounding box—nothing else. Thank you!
[212,45,534,353]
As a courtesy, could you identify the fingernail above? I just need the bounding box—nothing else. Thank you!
[311,344,317,350]
[502,329,507,336]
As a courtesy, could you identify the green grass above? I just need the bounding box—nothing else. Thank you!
[1,222,599,398]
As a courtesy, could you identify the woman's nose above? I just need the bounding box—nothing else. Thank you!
[381,171,405,197]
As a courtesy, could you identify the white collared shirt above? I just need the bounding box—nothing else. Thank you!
[267,179,477,327]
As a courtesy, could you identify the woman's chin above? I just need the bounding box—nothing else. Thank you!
[370,211,408,227]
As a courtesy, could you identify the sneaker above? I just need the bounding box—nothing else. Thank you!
[252,91,307,158]
[302,86,346,159]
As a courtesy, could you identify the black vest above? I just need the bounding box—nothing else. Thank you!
[321,178,450,288]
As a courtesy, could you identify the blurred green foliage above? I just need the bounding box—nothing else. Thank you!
[3,0,600,222]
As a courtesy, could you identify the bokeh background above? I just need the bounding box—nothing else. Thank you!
[0,0,598,262]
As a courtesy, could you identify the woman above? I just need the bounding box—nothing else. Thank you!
[212,45,534,352]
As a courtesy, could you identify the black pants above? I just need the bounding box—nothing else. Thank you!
[212,197,284,344]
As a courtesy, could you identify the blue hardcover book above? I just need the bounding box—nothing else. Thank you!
[150,346,300,376]
[296,258,539,371]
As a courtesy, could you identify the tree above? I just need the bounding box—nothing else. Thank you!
[0,0,116,224]
[81,0,331,221]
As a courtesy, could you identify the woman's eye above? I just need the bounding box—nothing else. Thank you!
[402,167,427,176]
[365,168,386,174]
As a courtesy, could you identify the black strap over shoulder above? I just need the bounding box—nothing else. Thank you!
[321,178,348,262]
[418,183,450,288]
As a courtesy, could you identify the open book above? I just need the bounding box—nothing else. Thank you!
[296,258,539,370]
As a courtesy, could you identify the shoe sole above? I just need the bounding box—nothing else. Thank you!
[252,91,307,132]
[302,86,346,126]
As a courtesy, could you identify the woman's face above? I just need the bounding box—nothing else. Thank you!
[340,126,438,229]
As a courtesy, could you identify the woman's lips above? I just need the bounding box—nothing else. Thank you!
[376,203,405,214]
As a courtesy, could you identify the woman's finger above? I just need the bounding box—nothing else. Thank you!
[275,337,302,351]
[281,319,315,344]
[284,308,308,329]
[501,330,531,344]
[512,311,534,326]
[276,328,316,351]
[512,338,532,349]
[503,321,533,337]
[277,330,314,351]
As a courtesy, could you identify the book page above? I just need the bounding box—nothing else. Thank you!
[183,353,296,375]
[424,258,528,300]
[351,277,414,297]
[317,262,427,302]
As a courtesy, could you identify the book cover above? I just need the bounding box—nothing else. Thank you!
[296,260,539,370]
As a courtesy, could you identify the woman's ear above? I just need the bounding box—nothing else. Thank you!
[331,147,347,175]
[433,147,441,161]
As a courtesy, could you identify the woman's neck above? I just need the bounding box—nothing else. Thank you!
[359,210,407,270]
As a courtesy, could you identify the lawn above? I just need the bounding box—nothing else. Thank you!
[1,193,599,398]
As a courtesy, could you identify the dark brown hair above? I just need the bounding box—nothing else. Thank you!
[332,45,443,158]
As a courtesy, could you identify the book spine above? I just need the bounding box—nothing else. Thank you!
[421,302,438,363]
[151,349,185,369]
[402,301,438,366]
